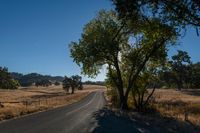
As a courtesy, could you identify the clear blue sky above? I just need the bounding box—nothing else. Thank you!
[0,0,199,81]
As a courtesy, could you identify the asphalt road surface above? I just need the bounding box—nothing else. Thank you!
[0,90,106,133]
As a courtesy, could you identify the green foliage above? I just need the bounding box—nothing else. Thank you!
[35,80,52,87]
[131,65,158,111]
[107,87,119,107]
[0,67,20,89]
[63,76,71,93]
[71,75,82,92]
[83,81,105,86]
[170,50,191,90]
[172,50,191,65]
[113,0,200,34]
[191,62,200,88]
[159,59,200,89]
[54,81,60,86]
[62,75,83,94]
[70,10,128,77]
[70,10,177,110]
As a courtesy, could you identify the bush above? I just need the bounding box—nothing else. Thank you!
[107,87,119,107]
[35,80,52,87]
[0,67,20,89]
[54,81,60,86]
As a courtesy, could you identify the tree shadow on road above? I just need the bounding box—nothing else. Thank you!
[91,107,200,133]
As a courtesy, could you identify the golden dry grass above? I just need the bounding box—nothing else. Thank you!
[105,88,200,126]
[153,89,200,126]
[105,88,200,132]
[0,85,105,121]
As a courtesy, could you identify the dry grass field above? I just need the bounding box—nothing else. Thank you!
[153,89,200,126]
[106,88,200,126]
[104,88,200,132]
[0,85,105,121]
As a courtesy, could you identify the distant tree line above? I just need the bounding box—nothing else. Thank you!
[0,67,20,89]
[54,81,61,86]
[35,80,52,87]
[83,81,105,86]
[0,67,97,91]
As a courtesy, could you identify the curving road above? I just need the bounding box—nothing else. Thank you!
[0,90,106,133]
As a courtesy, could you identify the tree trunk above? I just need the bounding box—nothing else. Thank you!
[177,81,183,91]
[176,78,183,90]
[115,85,128,110]
[113,57,128,110]
[120,94,128,110]
[71,87,74,94]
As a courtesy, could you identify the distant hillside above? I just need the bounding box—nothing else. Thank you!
[11,72,64,87]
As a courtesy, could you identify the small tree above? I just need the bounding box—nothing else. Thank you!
[54,81,60,86]
[70,75,83,93]
[170,50,191,90]
[63,76,71,93]
[131,69,157,111]
[76,76,83,90]
[0,67,20,89]
[62,75,83,94]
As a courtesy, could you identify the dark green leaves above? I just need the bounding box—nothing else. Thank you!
[70,10,128,77]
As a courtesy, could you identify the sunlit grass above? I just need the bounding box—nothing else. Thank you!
[153,89,200,126]
[0,85,104,121]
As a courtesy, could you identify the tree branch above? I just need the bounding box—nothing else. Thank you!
[125,38,166,98]
[143,84,156,107]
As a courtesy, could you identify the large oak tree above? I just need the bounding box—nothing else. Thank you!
[70,10,176,109]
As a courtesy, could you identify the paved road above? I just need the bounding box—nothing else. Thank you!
[0,90,106,133]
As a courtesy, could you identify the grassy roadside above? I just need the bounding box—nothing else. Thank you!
[152,89,200,126]
[0,92,89,121]
[103,88,200,132]
[0,85,103,121]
